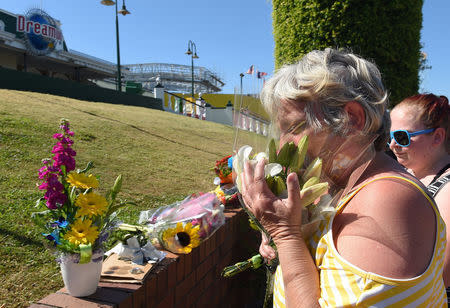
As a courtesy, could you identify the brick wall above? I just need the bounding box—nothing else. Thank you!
[31,208,266,308]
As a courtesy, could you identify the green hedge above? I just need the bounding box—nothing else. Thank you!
[0,67,162,110]
[272,0,423,106]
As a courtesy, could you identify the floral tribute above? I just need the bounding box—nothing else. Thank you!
[214,155,233,184]
[33,119,132,264]
[120,192,225,254]
[212,155,240,208]
[117,155,236,256]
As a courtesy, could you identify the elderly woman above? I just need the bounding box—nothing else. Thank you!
[241,49,446,307]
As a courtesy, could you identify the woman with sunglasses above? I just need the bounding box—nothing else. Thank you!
[243,49,446,307]
[389,94,450,288]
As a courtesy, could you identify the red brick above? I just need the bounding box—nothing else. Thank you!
[175,270,195,300]
[185,279,203,308]
[205,236,211,258]
[196,257,213,281]
[191,246,200,268]
[154,265,169,300]
[218,250,233,277]
[212,250,222,276]
[98,282,145,308]
[199,241,207,262]
[224,218,232,235]
[146,274,158,299]
[184,250,193,277]
[58,286,133,307]
[155,289,174,308]
[201,269,215,291]
[216,225,225,246]
[132,287,146,308]
[167,258,177,290]
[83,286,133,308]
[176,254,186,283]
[195,283,220,308]
[206,232,217,257]
[174,293,187,308]
[220,236,233,255]
[38,292,114,307]
[98,282,142,292]
[210,232,217,252]
[224,209,239,218]
[164,251,179,260]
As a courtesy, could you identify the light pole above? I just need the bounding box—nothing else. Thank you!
[185,40,199,99]
[239,72,244,109]
[239,73,244,96]
[101,0,130,92]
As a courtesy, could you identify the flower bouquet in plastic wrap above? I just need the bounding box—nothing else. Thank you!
[212,155,240,208]
[120,192,225,255]
[223,134,335,276]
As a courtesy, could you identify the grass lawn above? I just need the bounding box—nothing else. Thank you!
[0,89,263,307]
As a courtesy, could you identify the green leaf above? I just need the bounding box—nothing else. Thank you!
[77,161,94,174]
[276,142,293,167]
[289,135,308,173]
[268,139,277,163]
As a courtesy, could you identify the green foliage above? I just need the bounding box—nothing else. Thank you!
[272,0,424,106]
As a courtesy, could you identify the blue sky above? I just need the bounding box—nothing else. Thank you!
[2,0,448,97]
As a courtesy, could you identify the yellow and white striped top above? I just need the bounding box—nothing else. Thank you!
[273,176,447,307]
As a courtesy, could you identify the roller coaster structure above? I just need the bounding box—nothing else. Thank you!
[122,62,225,94]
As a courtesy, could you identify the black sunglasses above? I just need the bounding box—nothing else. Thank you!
[388,128,436,147]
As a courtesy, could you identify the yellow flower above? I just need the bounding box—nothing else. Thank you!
[63,218,99,246]
[67,172,99,189]
[75,192,108,217]
[161,222,201,254]
[213,185,225,198]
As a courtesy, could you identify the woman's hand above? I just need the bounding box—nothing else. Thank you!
[259,232,276,261]
[241,158,304,244]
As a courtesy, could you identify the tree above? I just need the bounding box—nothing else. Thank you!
[272,0,424,106]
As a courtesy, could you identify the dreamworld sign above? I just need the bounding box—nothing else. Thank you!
[16,8,64,56]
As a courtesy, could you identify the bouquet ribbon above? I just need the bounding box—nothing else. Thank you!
[108,236,166,265]
[79,244,92,264]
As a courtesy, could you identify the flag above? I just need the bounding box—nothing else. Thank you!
[257,71,268,79]
[246,65,254,74]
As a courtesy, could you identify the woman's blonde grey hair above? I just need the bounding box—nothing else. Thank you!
[261,48,389,150]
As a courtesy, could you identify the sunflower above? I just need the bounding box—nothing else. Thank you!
[160,222,201,254]
[66,172,99,189]
[63,218,99,246]
[75,192,108,217]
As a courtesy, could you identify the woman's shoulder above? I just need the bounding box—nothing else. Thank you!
[333,170,437,279]
[354,172,434,223]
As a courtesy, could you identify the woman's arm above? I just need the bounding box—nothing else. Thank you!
[242,160,320,308]
[434,183,450,286]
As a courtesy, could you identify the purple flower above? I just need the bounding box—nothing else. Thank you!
[45,191,66,209]
[53,154,75,172]
[38,119,76,210]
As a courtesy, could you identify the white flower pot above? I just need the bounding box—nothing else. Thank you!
[60,252,103,297]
